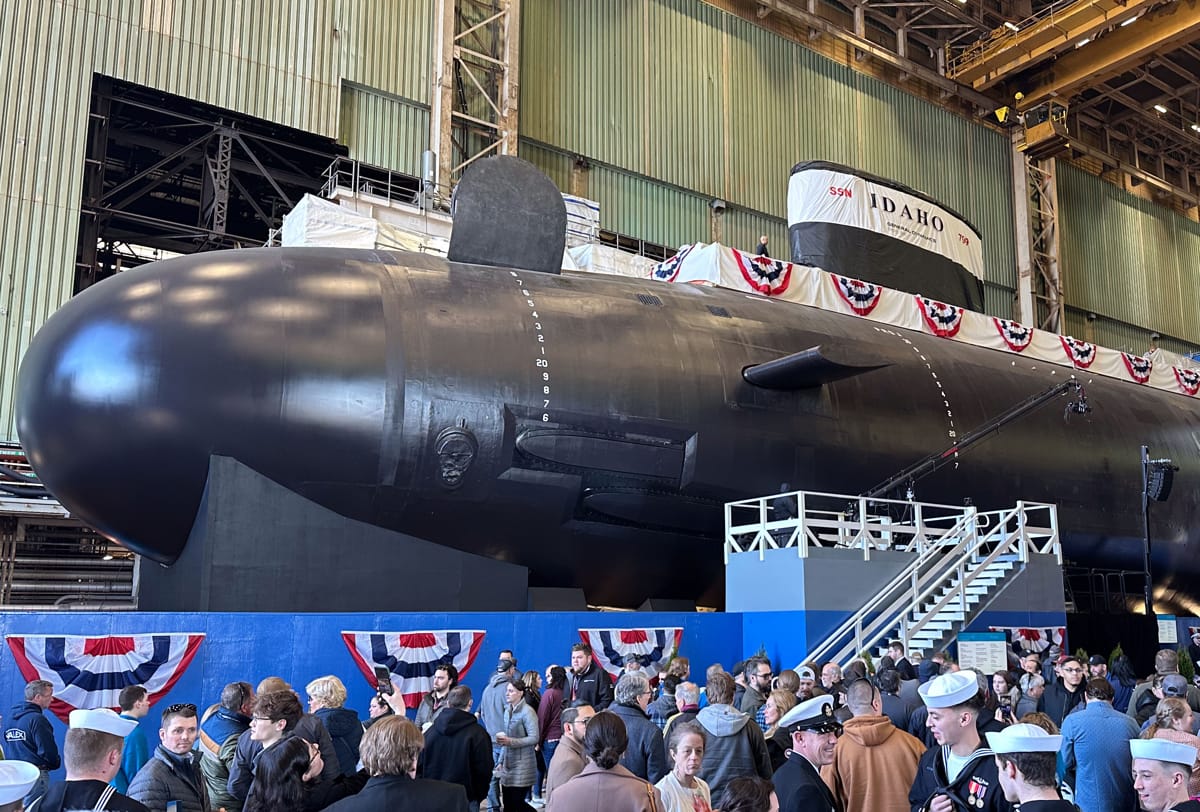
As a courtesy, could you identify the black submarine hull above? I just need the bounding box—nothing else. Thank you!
[16,247,1200,609]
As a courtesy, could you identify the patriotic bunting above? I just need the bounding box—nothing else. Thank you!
[1121,353,1153,384]
[578,628,682,683]
[641,242,1200,400]
[993,318,1034,353]
[341,631,485,710]
[916,296,964,338]
[651,244,694,283]
[5,634,205,723]
[987,626,1066,654]
[732,252,792,296]
[1060,337,1096,369]
[1174,367,1200,396]
[834,275,883,316]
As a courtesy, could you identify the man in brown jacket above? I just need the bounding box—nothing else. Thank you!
[823,679,926,812]
[543,704,594,803]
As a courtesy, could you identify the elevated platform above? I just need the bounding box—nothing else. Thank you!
[726,489,1066,666]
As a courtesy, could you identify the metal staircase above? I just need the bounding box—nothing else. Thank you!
[725,489,1060,666]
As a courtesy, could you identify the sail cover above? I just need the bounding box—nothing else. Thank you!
[788,161,984,311]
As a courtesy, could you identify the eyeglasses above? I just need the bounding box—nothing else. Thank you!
[251,715,278,722]
[1061,667,1084,674]
[165,703,197,714]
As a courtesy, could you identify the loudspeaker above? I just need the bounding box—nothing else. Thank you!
[1148,464,1175,502]
[527,587,588,611]
[638,598,697,612]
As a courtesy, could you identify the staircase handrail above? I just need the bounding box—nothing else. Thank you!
[800,508,981,667]
[803,500,1059,668]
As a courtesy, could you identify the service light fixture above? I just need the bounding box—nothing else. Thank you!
[1003,21,1019,31]
[1121,16,1137,26]
[1075,38,1089,47]
[1192,124,1200,133]
[1154,104,1168,114]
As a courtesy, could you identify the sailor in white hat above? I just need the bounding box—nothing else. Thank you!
[29,708,148,812]
[986,723,1072,811]
[910,671,1009,812]
[0,761,41,812]
[771,694,841,812]
[1131,738,1200,812]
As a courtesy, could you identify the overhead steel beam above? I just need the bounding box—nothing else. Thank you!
[754,0,998,110]
[1014,0,1200,112]
[949,0,1155,90]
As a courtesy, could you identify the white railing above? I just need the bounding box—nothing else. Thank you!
[724,489,1060,667]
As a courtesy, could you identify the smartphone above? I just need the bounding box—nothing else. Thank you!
[166,802,179,812]
[374,665,395,696]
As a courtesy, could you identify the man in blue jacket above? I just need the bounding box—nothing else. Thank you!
[4,679,61,807]
[113,685,152,793]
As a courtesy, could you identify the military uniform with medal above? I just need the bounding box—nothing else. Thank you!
[773,695,843,812]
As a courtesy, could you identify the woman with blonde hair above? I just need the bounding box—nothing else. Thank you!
[1144,697,1200,796]
[306,675,362,776]
[762,689,798,772]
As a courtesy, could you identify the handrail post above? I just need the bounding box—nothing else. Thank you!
[758,498,768,561]
[1017,501,1029,563]
[724,502,732,565]
[958,560,967,615]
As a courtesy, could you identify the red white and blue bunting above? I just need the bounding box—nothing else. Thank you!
[1175,367,1200,396]
[987,626,1066,654]
[1060,337,1097,369]
[993,319,1034,353]
[578,627,683,684]
[732,252,793,296]
[1121,353,1153,384]
[916,296,964,338]
[633,242,1200,396]
[5,634,205,723]
[341,630,486,710]
[833,275,883,316]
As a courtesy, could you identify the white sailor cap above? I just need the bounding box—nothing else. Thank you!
[797,666,816,681]
[778,694,841,734]
[987,723,1061,754]
[0,761,41,804]
[919,671,980,708]
[69,707,139,737]
[1130,738,1199,766]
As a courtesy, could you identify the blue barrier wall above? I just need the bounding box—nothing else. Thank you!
[0,610,743,783]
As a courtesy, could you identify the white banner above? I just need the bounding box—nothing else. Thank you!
[787,167,983,280]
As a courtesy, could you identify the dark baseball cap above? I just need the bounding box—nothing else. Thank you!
[497,658,515,672]
[1088,655,1106,666]
[1163,674,1188,697]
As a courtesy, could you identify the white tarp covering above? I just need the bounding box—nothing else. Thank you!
[281,194,378,248]
[649,242,1199,400]
[788,165,984,280]
[569,243,657,278]
[564,194,600,248]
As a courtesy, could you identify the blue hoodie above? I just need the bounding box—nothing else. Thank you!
[5,701,60,770]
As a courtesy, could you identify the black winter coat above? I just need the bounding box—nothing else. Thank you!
[567,664,613,710]
[420,707,494,803]
[315,706,363,777]
[1037,681,1084,728]
[608,703,667,784]
[321,773,468,812]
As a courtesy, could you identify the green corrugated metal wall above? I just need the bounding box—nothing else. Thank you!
[1058,161,1200,346]
[339,84,429,176]
[0,0,432,440]
[520,0,1017,295]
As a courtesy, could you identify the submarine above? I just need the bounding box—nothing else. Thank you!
[14,158,1200,610]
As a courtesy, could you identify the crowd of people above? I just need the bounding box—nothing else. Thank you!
[0,633,1199,812]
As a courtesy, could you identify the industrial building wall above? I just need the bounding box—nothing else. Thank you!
[1057,161,1200,352]
[0,0,432,441]
[519,0,1018,307]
